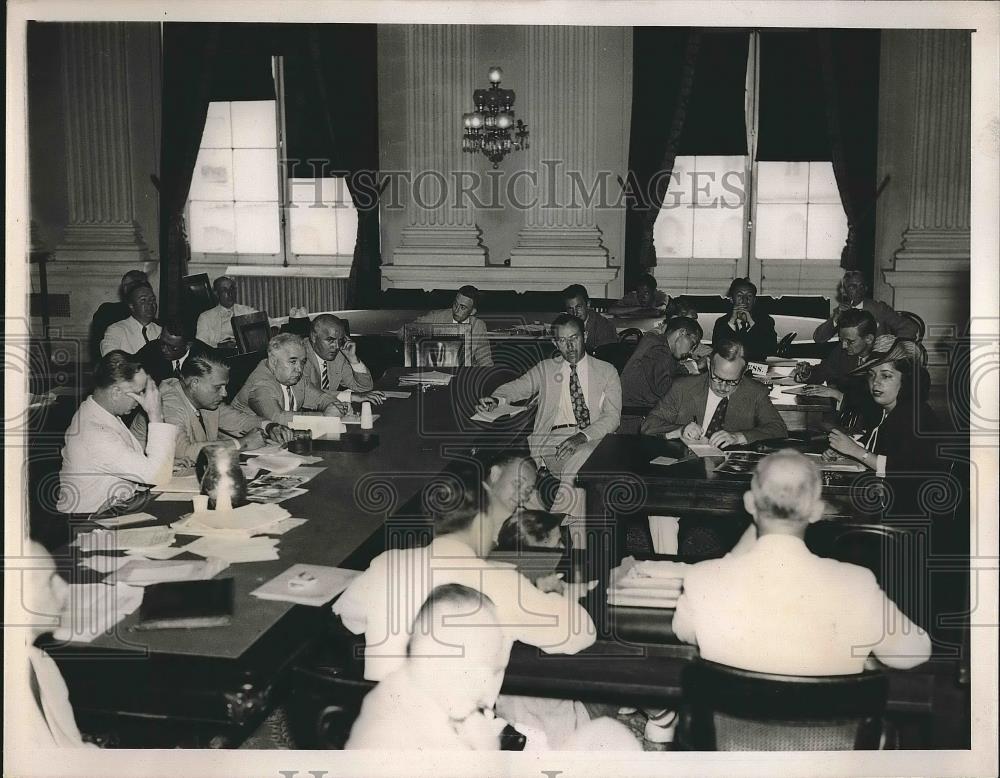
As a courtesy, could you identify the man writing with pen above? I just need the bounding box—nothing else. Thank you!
[134,351,296,469]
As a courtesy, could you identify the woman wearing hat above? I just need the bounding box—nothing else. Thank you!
[823,337,941,477]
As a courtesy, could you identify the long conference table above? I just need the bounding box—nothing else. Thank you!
[42,366,967,748]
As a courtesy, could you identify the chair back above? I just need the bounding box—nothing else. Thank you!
[593,341,636,374]
[617,327,644,346]
[680,660,889,751]
[224,351,265,398]
[402,323,472,368]
[775,332,797,356]
[897,310,926,341]
[231,311,272,354]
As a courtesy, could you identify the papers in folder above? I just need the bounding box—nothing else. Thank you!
[686,440,724,457]
[470,400,528,423]
[251,563,361,607]
[607,556,690,609]
[398,370,453,386]
[151,474,200,494]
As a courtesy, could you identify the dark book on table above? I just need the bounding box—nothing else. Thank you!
[133,578,235,630]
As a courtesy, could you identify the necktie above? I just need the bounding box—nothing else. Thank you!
[283,384,297,412]
[195,410,207,436]
[569,364,590,430]
[142,325,150,344]
[173,359,182,379]
[704,396,729,438]
[320,360,330,391]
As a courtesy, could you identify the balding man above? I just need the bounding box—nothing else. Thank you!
[813,271,918,344]
[90,269,149,363]
[195,275,258,348]
[231,333,348,425]
[301,315,385,405]
[672,450,932,675]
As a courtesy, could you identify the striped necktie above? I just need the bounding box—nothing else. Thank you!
[320,360,330,391]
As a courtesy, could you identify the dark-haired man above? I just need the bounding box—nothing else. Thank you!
[133,318,208,383]
[57,351,176,515]
[608,273,669,316]
[561,284,617,351]
[793,308,878,401]
[641,339,786,447]
[134,352,294,466]
[414,285,493,366]
[99,283,161,356]
[711,278,777,362]
[813,271,918,343]
[620,316,703,407]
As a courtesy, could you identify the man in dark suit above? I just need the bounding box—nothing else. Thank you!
[793,308,877,404]
[620,316,702,408]
[813,270,919,343]
[561,284,617,351]
[711,278,777,363]
[133,318,209,383]
[641,338,787,447]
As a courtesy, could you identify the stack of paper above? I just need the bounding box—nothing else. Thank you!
[74,527,176,554]
[250,563,361,606]
[252,451,320,474]
[470,400,529,423]
[686,440,725,458]
[183,535,281,563]
[92,512,157,529]
[171,502,292,535]
[112,557,229,586]
[151,474,201,494]
[398,370,453,386]
[80,555,132,573]
[803,452,867,472]
[54,582,144,643]
[607,556,689,609]
[382,390,412,399]
[289,415,347,438]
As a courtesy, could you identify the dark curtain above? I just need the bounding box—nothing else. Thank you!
[817,30,881,277]
[158,23,223,322]
[284,25,381,308]
[624,29,749,288]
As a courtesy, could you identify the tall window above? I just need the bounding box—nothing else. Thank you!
[653,32,848,293]
[186,57,359,267]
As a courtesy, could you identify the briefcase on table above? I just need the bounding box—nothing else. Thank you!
[133,578,235,630]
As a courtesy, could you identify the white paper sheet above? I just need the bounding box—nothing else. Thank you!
[125,545,187,560]
[470,401,529,423]
[686,440,725,457]
[111,557,229,586]
[650,456,679,467]
[54,582,144,643]
[250,563,361,606]
[154,492,199,502]
[381,390,412,399]
[92,512,158,529]
[74,527,175,553]
[289,415,346,437]
[262,517,308,535]
[80,555,131,573]
[150,474,201,494]
[183,535,281,563]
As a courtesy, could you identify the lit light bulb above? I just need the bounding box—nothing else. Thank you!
[488,66,503,84]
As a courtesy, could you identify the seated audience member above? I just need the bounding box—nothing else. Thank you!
[99,283,161,356]
[823,337,940,477]
[793,308,877,402]
[20,540,98,747]
[641,339,787,447]
[476,315,621,489]
[414,285,493,366]
[561,284,617,351]
[711,278,777,362]
[620,316,703,408]
[133,318,208,383]
[345,584,512,751]
[133,352,294,468]
[195,275,257,349]
[485,452,540,516]
[231,333,348,425]
[608,273,669,316]
[672,450,933,675]
[663,298,699,321]
[90,269,148,364]
[496,509,565,551]
[333,466,596,683]
[57,351,175,515]
[302,314,385,405]
[813,270,919,344]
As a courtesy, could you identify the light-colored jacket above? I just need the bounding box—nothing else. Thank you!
[300,340,374,395]
[195,303,258,347]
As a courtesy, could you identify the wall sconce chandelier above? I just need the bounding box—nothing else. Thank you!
[462,67,529,168]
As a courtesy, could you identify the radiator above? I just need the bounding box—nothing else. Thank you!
[235,275,350,317]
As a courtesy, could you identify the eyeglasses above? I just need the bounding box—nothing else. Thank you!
[709,366,743,388]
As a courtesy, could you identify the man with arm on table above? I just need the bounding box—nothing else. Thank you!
[621,316,703,408]
[57,351,176,516]
[607,272,670,316]
[99,283,161,357]
[133,351,294,468]
[195,275,258,349]
[813,270,919,344]
[413,285,493,366]
[302,314,385,405]
[641,338,787,448]
[672,449,932,675]
[792,308,877,406]
[231,333,348,425]
[711,278,777,362]
[476,314,622,487]
[561,283,617,351]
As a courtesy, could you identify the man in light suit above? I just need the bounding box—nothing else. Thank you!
[302,314,385,405]
[641,338,787,446]
[414,285,493,366]
[133,351,294,467]
[195,275,258,348]
[476,314,622,483]
[99,283,162,356]
[231,333,348,425]
[672,450,932,675]
[813,270,919,343]
[57,351,176,515]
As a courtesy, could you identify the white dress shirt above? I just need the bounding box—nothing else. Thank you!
[280,383,298,412]
[333,534,596,682]
[701,386,725,429]
[552,355,592,431]
[26,647,97,748]
[57,397,176,514]
[99,317,162,356]
[195,303,257,347]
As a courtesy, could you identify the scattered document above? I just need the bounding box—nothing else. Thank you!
[650,456,679,467]
[154,492,200,502]
[151,474,200,494]
[769,376,803,386]
[172,502,291,535]
[398,370,453,386]
[242,442,287,458]
[80,555,132,573]
[253,453,313,474]
[264,517,308,536]
[251,563,362,607]
[803,452,866,472]
[112,558,229,586]
[470,401,529,423]
[54,582,144,643]
[289,415,346,438]
[246,473,311,504]
[686,440,725,458]
[184,535,280,564]
[125,545,187,560]
[92,512,158,529]
[74,527,176,553]
[382,390,412,399]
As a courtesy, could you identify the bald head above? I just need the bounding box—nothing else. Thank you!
[744,450,823,533]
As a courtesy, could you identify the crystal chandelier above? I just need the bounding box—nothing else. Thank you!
[462,67,529,169]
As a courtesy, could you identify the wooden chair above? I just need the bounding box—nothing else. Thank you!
[897,310,926,341]
[231,311,272,354]
[402,323,472,368]
[593,341,637,374]
[617,327,644,346]
[224,351,265,398]
[678,660,893,750]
